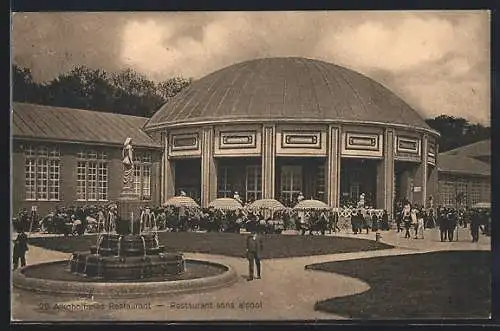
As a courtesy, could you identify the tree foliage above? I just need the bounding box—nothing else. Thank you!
[425,115,490,152]
[11,64,191,117]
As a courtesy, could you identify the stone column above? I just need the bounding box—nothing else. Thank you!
[426,141,439,209]
[326,125,341,208]
[201,126,217,207]
[162,131,175,203]
[376,128,395,218]
[413,134,429,206]
[261,124,276,199]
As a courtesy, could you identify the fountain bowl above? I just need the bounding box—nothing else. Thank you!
[13,259,238,298]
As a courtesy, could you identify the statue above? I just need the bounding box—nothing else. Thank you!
[122,137,134,190]
[357,193,365,208]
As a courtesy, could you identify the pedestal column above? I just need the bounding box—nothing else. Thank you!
[201,126,217,208]
[326,125,341,208]
[413,134,429,206]
[261,124,276,199]
[376,128,395,218]
[162,131,175,203]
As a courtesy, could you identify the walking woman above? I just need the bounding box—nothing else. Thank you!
[402,203,412,238]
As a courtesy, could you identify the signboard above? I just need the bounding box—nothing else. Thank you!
[413,186,422,192]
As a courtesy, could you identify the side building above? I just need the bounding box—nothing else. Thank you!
[436,139,491,208]
[11,102,163,216]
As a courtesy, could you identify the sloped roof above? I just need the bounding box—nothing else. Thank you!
[145,57,433,131]
[438,154,490,177]
[441,139,490,158]
[12,102,161,148]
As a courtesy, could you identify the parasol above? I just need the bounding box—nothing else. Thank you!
[208,198,243,211]
[293,199,330,210]
[246,199,286,212]
[163,196,200,209]
[471,202,491,209]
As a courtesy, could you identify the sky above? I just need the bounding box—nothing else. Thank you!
[11,11,491,125]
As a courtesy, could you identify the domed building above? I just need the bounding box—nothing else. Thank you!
[144,57,440,216]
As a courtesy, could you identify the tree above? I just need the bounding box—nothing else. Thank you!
[12,65,36,102]
[425,115,490,152]
[11,64,191,117]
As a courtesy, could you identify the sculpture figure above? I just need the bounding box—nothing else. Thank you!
[122,137,134,190]
[357,193,365,208]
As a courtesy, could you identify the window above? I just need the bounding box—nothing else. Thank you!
[24,145,60,201]
[76,150,108,201]
[349,167,361,201]
[470,180,482,205]
[316,165,325,202]
[280,165,302,202]
[246,165,262,202]
[217,166,232,198]
[133,152,152,200]
[439,180,455,206]
[456,179,468,205]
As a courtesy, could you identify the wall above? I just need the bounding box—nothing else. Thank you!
[437,172,491,207]
[11,140,161,217]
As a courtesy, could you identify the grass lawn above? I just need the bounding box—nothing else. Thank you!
[307,251,491,319]
[28,232,392,259]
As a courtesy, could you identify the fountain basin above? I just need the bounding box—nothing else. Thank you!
[13,259,238,298]
[70,252,185,280]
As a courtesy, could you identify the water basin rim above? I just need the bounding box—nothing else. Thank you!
[13,259,233,286]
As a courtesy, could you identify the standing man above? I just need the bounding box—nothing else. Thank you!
[246,230,263,281]
[447,209,457,242]
[12,230,29,270]
[470,209,481,242]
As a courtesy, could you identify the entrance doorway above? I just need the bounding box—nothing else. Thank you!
[216,158,261,203]
[340,158,377,207]
[275,158,325,206]
[174,159,201,203]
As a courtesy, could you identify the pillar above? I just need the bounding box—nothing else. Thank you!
[261,124,276,199]
[376,128,395,217]
[326,125,341,208]
[162,131,175,203]
[201,126,217,207]
[413,134,428,206]
[426,142,439,209]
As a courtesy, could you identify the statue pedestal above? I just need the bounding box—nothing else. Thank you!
[117,190,142,235]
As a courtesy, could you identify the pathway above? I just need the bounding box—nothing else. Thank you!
[11,227,490,321]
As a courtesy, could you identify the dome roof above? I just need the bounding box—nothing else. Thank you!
[145,57,431,130]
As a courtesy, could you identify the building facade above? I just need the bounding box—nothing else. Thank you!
[436,140,491,208]
[143,57,441,217]
[13,59,488,219]
[11,103,163,216]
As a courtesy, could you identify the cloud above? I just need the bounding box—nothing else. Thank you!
[313,13,488,73]
[11,11,491,125]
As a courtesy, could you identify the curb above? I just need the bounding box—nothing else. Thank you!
[13,259,239,298]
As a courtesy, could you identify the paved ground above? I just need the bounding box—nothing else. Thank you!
[11,227,490,321]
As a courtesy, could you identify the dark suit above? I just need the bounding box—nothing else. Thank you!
[246,234,263,279]
[13,232,28,270]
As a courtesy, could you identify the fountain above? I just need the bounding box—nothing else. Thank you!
[13,205,238,297]
[69,206,185,280]
[12,139,237,298]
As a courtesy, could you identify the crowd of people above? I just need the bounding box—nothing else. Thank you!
[12,196,491,243]
[392,199,491,242]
